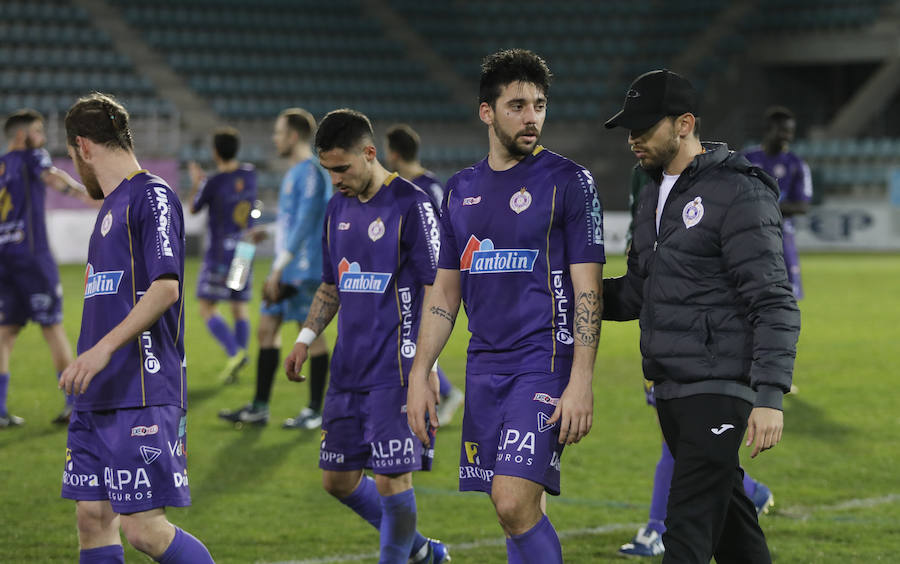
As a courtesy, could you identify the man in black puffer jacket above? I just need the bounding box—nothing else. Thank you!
[604,70,800,564]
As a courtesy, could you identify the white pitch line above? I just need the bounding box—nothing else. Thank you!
[260,493,900,564]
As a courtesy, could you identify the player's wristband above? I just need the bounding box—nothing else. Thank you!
[272,250,293,272]
[295,327,317,346]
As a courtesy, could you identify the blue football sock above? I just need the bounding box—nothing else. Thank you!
[436,366,451,397]
[648,441,674,534]
[234,319,250,351]
[0,372,9,414]
[339,476,429,559]
[79,544,124,563]
[340,475,383,529]
[506,537,524,564]
[379,488,418,564]
[509,515,562,564]
[742,469,758,498]
[206,315,239,357]
[156,526,214,564]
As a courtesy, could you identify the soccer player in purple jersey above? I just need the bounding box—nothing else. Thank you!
[407,49,605,564]
[0,108,96,428]
[385,123,464,425]
[284,109,449,564]
[219,108,331,429]
[187,127,257,383]
[743,106,813,301]
[58,93,214,564]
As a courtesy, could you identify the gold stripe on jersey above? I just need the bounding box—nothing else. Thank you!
[176,286,185,409]
[532,145,545,157]
[125,204,146,406]
[125,169,148,180]
[545,184,558,373]
[393,216,404,386]
[383,172,399,186]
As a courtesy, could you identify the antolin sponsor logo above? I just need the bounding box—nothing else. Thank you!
[459,236,538,274]
[337,258,392,293]
[84,264,124,298]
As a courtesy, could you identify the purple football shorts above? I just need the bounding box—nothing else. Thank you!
[61,405,191,513]
[459,371,567,496]
[319,385,434,474]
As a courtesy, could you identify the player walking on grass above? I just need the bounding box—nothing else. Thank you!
[187,127,257,384]
[219,108,331,430]
[0,109,97,428]
[284,109,449,564]
[59,93,214,563]
[603,69,800,564]
[407,49,605,564]
[384,123,464,425]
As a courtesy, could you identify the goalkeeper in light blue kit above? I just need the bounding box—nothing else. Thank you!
[219,108,331,429]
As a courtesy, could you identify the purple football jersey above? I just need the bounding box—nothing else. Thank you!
[0,148,53,257]
[743,148,812,206]
[322,173,440,391]
[75,170,186,411]
[438,146,605,375]
[192,164,257,268]
[410,171,444,211]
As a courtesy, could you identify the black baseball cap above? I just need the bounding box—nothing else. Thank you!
[604,69,699,131]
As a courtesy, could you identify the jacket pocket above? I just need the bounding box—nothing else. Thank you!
[702,312,718,360]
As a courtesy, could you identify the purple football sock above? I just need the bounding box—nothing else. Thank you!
[436,366,451,397]
[339,476,428,559]
[206,315,239,357]
[506,537,525,564]
[742,469,758,498]
[509,515,562,564]
[79,544,124,563]
[648,441,674,534]
[234,319,250,350]
[0,372,9,414]
[379,489,418,564]
[156,526,214,564]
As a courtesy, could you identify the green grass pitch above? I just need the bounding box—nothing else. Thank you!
[1,254,899,562]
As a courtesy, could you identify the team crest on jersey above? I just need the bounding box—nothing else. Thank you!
[337,257,392,293]
[100,210,113,237]
[509,187,532,214]
[234,177,245,192]
[682,197,704,229]
[773,163,787,179]
[368,217,385,241]
[84,264,124,298]
[459,235,538,274]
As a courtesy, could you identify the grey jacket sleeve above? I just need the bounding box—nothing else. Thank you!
[720,180,801,410]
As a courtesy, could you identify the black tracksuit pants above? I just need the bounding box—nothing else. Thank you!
[656,394,771,564]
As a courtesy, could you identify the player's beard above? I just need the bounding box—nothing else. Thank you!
[637,130,679,171]
[73,152,104,200]
[494,122,541,159]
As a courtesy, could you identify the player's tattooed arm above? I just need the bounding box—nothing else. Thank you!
[574,289,602,347]
[429,305,455,325]
[303,283,340,335]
